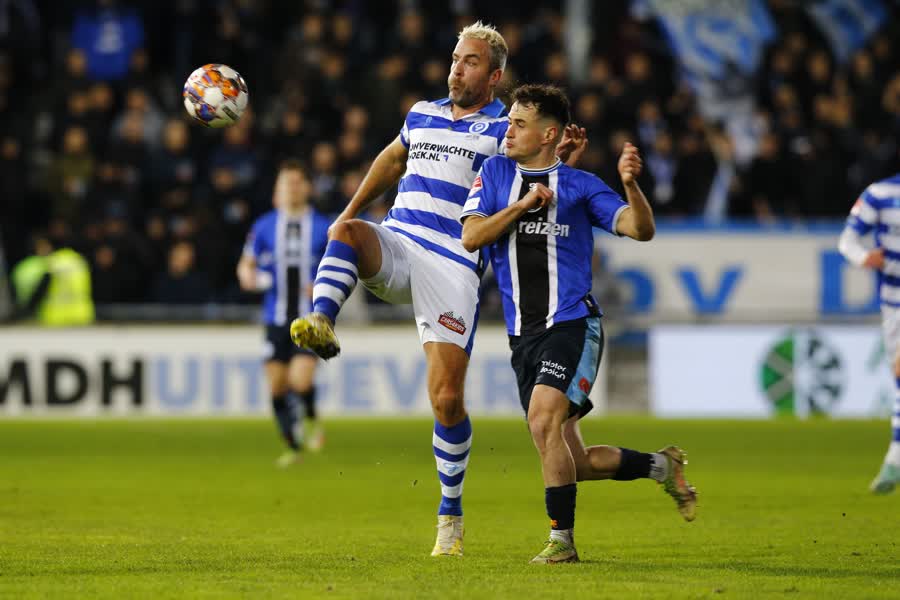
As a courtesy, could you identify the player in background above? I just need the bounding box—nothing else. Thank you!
[238,159,329,467]
[839,172,900,494]
[460,84,697,563]
[290,22,586,555]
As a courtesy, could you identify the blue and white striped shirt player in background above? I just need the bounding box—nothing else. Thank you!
[460,84,697,564]
[289,22,586,556]
[839,173,900,494]
[238,160,330,467]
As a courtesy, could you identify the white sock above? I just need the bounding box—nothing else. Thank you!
[549,528,573,545]
[649,453,669,482]
[885,442,900,466]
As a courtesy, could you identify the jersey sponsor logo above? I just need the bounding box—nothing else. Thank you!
[438,311,467,335]
[408,141,477,162]
[468,121,489,134]
[539,360,567,380]
[517,220,571,237]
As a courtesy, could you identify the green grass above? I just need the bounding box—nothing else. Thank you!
[1,418,898,599]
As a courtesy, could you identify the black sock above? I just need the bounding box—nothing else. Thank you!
[301,387,317,420]
[272,394,300,450]
[613,448,652,480]
[545,484,577,530]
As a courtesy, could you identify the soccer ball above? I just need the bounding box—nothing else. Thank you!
[182,64,249,128]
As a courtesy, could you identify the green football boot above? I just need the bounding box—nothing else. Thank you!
[658,445,698,522]
[530,538,579,564]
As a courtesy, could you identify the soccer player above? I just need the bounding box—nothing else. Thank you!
[238,159,329,467]
[290,22,585,555]
[839,172,900,494]
[460,84,697,563]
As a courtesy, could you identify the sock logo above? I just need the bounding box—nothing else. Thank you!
[443,462,462,476]
[438,311,467,335]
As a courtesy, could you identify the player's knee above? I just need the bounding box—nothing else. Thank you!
[893,356,900,378]
[527,411,561,451]
[330,220,368,251]
[430,387,465,426]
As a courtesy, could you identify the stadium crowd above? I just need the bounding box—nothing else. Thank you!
[1,0,899,309]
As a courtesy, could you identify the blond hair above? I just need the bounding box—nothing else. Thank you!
[458,21,508,72]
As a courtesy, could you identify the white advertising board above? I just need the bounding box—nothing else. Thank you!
[0,325,606,417]
[650,325,893,418]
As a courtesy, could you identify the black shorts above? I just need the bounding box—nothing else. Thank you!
[264,324,316,363]
[509,316,604,419]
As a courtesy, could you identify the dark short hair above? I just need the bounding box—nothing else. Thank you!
[511,84,571,128]
[278,158,308,177]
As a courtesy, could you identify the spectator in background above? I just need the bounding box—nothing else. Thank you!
[268,107,310,165]
[48,126,94,223]
[85,82,116,155]
[152,240,211,305]
[309,141,341,214]
[150,118,197,216]
[91,241,132,304]
[70,0,144,82]
[738,131,789,222]
[112,87,164,148]
[646,131,676,212]
[10,232,94,326]
[668,130,716,217]
[106,110,149,211]
[0,131,29,265]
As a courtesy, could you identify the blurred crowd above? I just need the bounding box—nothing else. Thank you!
[1,0,899,310]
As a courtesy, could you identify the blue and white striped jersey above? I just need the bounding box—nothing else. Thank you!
[382,97,508,271]
[841,173,900,307]
[243,208,330,325]
[460,155,628,336]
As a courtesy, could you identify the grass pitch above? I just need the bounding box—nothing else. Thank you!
[1,418,898,599]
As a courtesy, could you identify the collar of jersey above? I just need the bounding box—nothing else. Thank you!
[434,97,507,118]
[517,159,562,175]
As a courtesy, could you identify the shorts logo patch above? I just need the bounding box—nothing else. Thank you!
[578,377,591,394]
[539,360,567,380]
[438,311,467,335]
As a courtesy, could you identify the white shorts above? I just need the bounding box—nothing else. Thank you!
[882,305,900,360]
[362,223,480,353]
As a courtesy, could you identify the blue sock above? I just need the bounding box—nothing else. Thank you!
[433,416,472,516]
[312,240,359,324]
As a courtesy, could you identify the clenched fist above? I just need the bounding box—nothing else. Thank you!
[618,142,643,186]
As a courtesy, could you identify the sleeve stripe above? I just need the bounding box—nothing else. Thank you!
[459,211,488,221]
[609,204,630,237]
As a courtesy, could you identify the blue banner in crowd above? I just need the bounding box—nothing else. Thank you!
[806,0,887,63]
[631,0,776,92]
